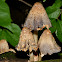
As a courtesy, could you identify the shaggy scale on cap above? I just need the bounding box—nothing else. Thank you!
[16,27,38,52]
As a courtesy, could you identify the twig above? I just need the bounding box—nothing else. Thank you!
[19,0,32,7]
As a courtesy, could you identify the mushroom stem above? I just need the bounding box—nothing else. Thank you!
[38,53,42,61]
[29,31,38,62]
[33,31,42,61]
[34,55,38,61]
[33,31,43,61]
[29,52,34,62]
[33,31,38,46]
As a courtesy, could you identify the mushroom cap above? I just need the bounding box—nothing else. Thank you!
[0,40,16,54]
[0,40,9,53]
[16,27,37,52]
[24,2,52,31]
[38,29,61,55]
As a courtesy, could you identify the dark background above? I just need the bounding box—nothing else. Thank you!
[5,0,62,60]
[5,0,55,28]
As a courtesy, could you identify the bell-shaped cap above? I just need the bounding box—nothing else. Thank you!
[16,27,37,52]
[24,2,52,31]
[38,29,61,56]
[0,40,16,54]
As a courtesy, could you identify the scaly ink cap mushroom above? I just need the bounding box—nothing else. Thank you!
[16,27,37,52]
[0,40,16,54]
[24,2,52,31]
[38,29,61,57]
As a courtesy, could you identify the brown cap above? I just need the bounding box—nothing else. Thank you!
[16,27,38,52]
[24,2,52,31]
[0,40,16,54]
[38,29,61,56]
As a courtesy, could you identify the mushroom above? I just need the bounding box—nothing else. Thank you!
[16,27,38,62]
[0,40,16,54]
[38,29,61,57]
[23,2,52,31]
[16,27,38,52]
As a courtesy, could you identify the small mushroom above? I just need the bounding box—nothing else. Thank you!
[0,40,16,54]
[24,2,52,31]
[38,29,61,57]
[16,27,38,52]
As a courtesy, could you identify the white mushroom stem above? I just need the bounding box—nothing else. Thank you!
[29,52,34,62]
[33,31,43,61]
[34,55,38,61]
[33,31,38,45]
[33,31,38,61]
[33,31,42,61]
[29,31,38,62]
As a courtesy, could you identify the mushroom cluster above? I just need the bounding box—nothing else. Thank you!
[16,2,61,62]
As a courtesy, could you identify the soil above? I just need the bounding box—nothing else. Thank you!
[0,52,62,62]
[0,59,62,62]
